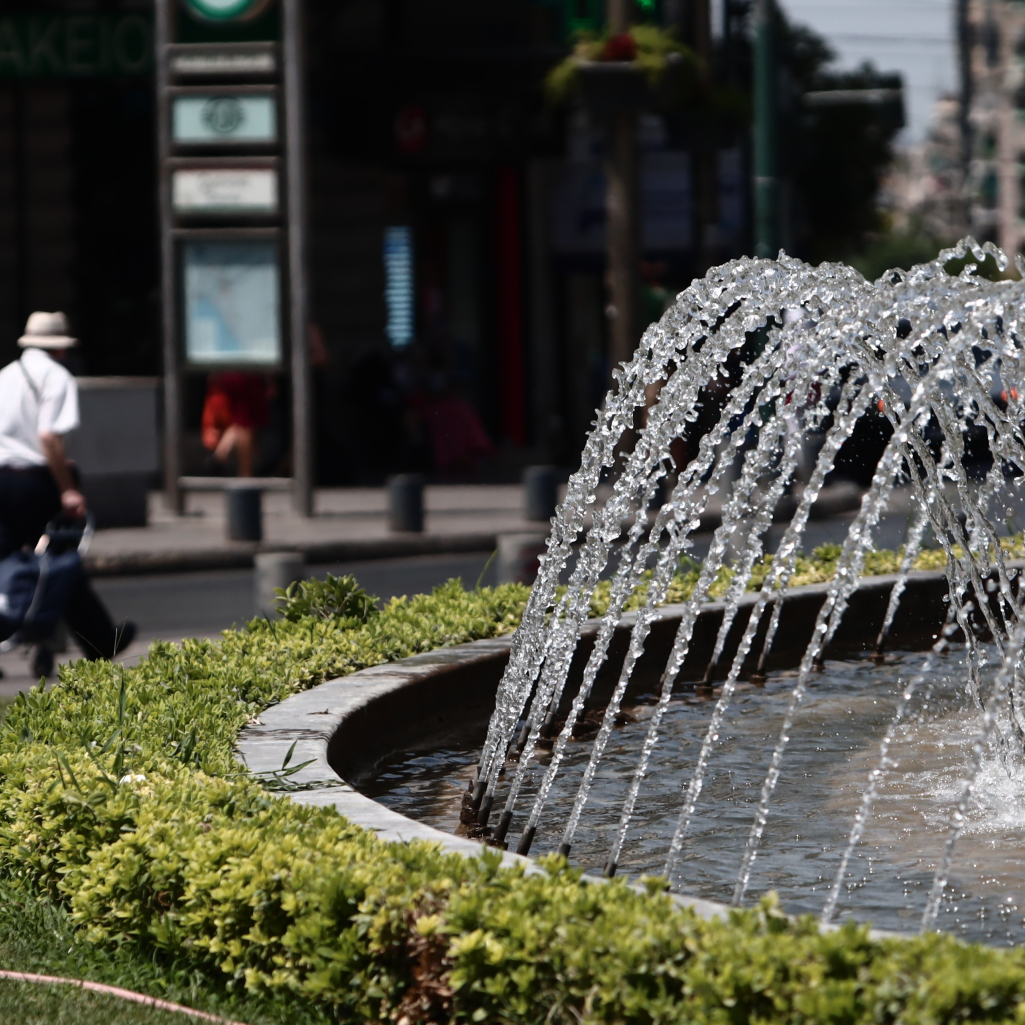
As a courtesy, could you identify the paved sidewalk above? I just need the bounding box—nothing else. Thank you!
[84,485,545,575]
[79,477,948,577]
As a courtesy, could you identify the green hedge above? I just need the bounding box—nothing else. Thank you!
[3,572,1025,1023]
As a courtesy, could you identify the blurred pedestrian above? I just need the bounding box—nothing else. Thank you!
[0,312,135,661]
[201,371,271,478]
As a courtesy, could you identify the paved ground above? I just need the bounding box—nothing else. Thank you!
[0,552,495,699]
[3,478,989,703]
[83,479,884,575]
[0,483,929,701]
[85,485,547,574]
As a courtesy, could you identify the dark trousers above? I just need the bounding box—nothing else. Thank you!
[0,466,118,660]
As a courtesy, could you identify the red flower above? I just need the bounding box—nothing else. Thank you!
[602,33,637,61]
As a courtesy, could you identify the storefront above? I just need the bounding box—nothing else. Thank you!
[0,5,156,376]
[0,0,750,487]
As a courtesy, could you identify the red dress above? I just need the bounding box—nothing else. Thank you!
[201,372,270,450]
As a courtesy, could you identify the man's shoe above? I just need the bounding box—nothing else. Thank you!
[30,645,54,679]
[112,621,137,657]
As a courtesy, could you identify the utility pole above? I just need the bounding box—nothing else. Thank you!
[605,0,640,377]
[752,0,778,258]
[691,0,718,272]
[283,0,312,516]
[955,0,972,201]
[155,0,181,514]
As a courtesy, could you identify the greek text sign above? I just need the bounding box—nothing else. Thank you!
[0,15,151,77]
[172,94,277,145]
[173,168,278,213]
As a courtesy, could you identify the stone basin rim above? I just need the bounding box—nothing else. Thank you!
[236,563,998,938]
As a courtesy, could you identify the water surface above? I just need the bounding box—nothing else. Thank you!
[361,646,1025,945]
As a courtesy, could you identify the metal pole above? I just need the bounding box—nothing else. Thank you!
[692,0,718,273]
[607,0,629,33]
[605,0,639,379]
[752,0,778,258]
[283,0,312,517]
[606,109,640,375]
[955,0,972,197]
[155,0,182,513]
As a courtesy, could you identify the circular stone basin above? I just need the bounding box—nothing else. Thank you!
[361,644,1025,945]
[237,565,1025,945]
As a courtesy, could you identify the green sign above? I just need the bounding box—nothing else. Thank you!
[182,0,274,23]
[0,15,152,77]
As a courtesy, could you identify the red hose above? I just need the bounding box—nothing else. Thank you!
[0,970,249,1024]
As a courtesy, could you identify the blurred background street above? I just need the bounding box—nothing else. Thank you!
[0,0,1010,698]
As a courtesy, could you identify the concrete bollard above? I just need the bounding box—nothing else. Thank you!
[254,551,305,618]
[523,465,559,522]
[226,486,262,541]
[496,531,548,586]
[388,473,425,532]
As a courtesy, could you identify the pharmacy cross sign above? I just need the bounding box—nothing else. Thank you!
[182,0,274,23]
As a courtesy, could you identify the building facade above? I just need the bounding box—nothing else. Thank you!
[0,0,750,484]
[966,0,1025,255]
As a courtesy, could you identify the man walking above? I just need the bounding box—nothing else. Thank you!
[0,312,134,666]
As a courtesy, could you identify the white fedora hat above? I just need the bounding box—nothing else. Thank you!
[18,311,78,349]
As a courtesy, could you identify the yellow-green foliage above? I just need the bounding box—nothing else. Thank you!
[4,572,1025,1021]
[545,24,700,104]
[588,536,1025,618]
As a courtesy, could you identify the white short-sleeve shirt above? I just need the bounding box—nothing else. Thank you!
[0,348,79,468]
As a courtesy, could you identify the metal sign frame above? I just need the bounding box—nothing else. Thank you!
[156,0,311,515]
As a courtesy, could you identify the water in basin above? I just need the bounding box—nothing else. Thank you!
[362,645,1025,945]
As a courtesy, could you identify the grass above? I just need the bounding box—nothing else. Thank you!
[0,881,334,1025]
[0,980,195,1025]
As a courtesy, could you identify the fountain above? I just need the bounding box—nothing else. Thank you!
[452,238,1025,936]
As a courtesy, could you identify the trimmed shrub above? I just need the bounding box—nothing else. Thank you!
[2,572,1025,1022]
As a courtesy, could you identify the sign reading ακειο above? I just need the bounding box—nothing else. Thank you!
[0,15,152,77]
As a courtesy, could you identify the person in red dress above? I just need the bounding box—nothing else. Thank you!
[201,372,271,478]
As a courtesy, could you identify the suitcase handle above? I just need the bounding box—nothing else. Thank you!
[36,512,95,556]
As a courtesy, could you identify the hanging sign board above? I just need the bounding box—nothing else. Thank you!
[169,43,277,78]
[173,167,278,213]
[182,239,281,366]
[172,93,276,144]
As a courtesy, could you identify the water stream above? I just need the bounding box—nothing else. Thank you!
[398,242,1025,938]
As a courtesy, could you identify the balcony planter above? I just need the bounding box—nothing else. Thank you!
[545,26,699,114]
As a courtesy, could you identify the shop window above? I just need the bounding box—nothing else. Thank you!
[384,226,414,349]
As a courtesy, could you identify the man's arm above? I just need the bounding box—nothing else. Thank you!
[38,431,86,518]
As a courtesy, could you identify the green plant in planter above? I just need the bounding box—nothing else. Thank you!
[545,24,701,106]
[275,574,379,624]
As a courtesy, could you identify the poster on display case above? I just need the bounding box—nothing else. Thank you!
[182,240,281,366]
